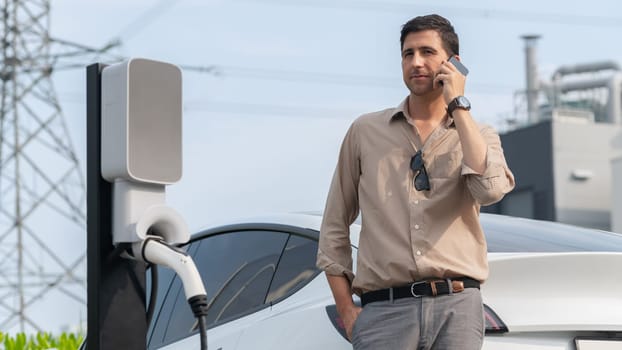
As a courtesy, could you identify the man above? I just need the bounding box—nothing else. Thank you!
[317,14,515,350]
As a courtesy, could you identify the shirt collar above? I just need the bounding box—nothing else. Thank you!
[389,96,455,128]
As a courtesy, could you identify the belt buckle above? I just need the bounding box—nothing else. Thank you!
[410,281,427,298]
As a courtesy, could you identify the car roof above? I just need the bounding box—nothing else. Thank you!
[191,213,622,253]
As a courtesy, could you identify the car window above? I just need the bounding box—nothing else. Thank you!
[266,234,320,304]
[146,261,177,344]
[151,230,289,347]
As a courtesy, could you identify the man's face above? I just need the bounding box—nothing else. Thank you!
[401,30,449,96]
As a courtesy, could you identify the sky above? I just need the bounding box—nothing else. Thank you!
[10,0,622,334]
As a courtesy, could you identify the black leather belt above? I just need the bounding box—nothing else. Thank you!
[361,278,480,307]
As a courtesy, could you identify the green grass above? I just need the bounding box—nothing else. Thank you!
[0,332,84,350]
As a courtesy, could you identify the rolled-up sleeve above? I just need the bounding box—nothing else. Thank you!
[317,121,361,284]
[461,125,515,206]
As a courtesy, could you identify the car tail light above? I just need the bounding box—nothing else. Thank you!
[326,302,507,339]
[484,304,508,334]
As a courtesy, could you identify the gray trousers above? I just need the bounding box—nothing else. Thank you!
[351,288,484,350]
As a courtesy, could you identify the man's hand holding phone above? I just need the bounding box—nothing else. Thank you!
[448,55,469,76]
[436,55,469,103]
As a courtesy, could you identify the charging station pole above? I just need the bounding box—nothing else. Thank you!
[86,63,148,350]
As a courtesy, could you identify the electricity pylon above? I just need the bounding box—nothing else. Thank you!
[0,0,119,332]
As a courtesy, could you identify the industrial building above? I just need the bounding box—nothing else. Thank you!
[484,36,622,233]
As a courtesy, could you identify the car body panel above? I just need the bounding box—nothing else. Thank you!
[237,278,348,349]
[484,252,622,332]
[159,311,244,350]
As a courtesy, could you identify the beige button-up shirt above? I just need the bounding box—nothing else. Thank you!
[317,97,515,296]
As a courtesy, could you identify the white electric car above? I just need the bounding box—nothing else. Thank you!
[145,213,622,350]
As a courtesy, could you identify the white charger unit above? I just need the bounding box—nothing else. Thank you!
[101,58,188,245]
[101,58,182,184]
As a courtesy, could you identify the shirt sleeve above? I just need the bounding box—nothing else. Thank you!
[461,125,515,206]
[316,121,361,285]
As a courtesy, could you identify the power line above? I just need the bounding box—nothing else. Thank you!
[181,64,517,93]
[55,70,516,113]
[184,100,361,119]
[184,98,515,121]
[182,64,399,87]
[238,0,622,27]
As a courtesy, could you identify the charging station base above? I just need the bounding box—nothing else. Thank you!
[87,63,148,350]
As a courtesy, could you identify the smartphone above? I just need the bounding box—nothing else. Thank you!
[448,55,469,76]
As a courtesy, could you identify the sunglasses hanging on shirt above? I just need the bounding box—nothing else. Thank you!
[410,150,431,191]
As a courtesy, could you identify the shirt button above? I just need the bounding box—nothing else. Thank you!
[416,250,422,256]
[414,224,420,229]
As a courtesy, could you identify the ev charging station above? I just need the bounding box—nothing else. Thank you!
[86,59,208,349]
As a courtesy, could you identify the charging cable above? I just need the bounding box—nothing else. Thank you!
[134,236,209,350]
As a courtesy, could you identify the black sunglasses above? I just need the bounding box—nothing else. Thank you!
[410,150,430,191]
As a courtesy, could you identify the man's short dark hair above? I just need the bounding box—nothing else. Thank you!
[400,14,459,56]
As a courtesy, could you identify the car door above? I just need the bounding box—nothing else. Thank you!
[236,233,351,349]
[148,229,290,350]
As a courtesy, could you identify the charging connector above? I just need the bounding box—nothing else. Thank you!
[135,236,205,298]
[133,236,208,349]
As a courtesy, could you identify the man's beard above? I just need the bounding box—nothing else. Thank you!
[406,80,434,96]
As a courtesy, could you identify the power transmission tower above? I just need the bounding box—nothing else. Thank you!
[0,0,118,332]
